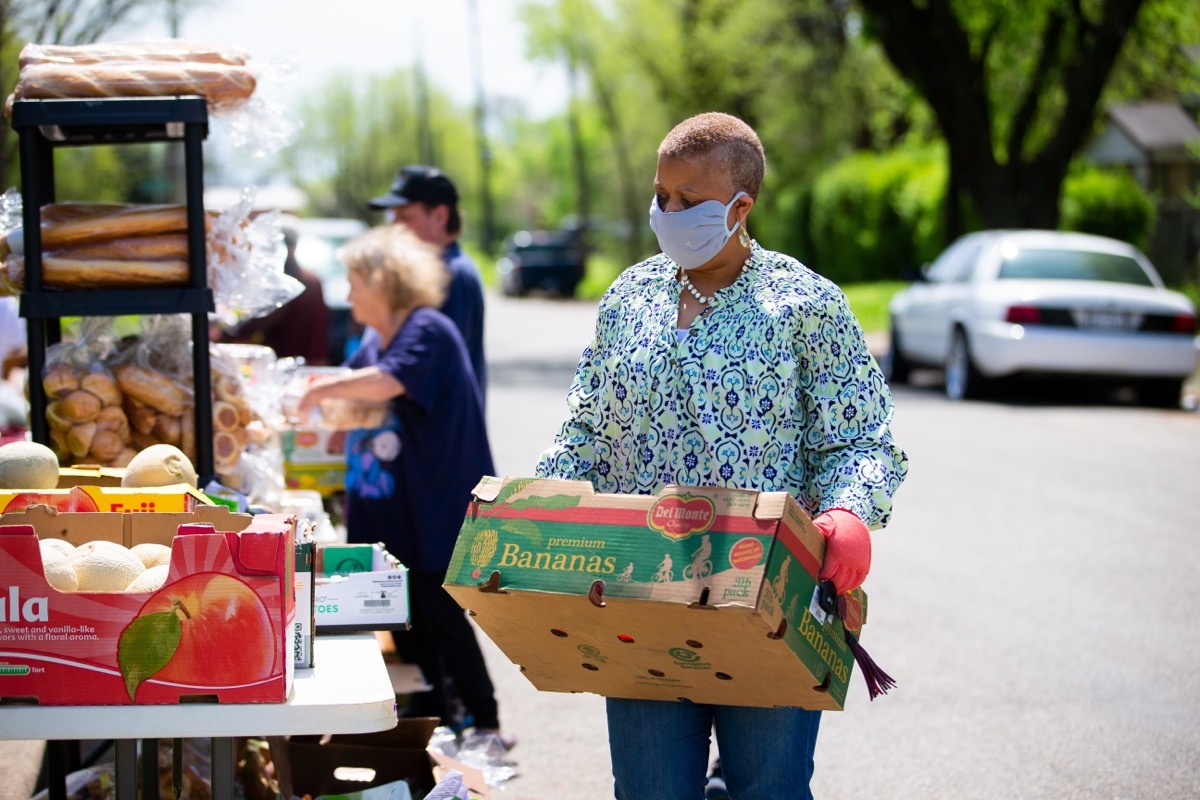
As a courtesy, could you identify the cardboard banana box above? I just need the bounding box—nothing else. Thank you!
[445,477,869,711]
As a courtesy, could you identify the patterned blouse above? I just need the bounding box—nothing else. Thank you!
[535,243,909,528]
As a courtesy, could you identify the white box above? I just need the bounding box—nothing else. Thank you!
[315,543,410,633]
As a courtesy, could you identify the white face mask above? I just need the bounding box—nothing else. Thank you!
[649,191,746,270]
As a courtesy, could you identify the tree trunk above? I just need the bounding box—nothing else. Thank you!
[860,0,1146,241]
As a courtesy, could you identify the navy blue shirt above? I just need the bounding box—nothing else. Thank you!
[440,241,488,400]
[343,307,494,573]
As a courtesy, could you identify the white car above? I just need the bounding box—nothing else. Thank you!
[885,230,1199,406]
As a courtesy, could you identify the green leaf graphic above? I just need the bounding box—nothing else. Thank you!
[118,611,182,701]
[492,479,538,508]
[507,494,581,511]
[500,518,545,547]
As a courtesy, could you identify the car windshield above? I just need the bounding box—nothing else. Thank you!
[997,247,1154,286]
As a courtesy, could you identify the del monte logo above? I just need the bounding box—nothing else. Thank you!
[649,494,715,541]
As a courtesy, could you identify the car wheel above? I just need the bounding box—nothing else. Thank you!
[883,323,910,385]
[1137,377,1184,409]
[944,327,987,401]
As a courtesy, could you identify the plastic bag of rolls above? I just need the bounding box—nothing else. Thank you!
[42,316,268,488]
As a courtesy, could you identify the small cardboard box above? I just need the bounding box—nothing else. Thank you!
[0,483,213,514]
[56,466,125,488]
[282,428,348,497]
[314,543,409,633]
[0,504,295,705]
[293,531,316,669]
[444,477,868,711]
[284,718,490,800]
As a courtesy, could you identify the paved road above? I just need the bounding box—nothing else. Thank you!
[480,290,1200,800]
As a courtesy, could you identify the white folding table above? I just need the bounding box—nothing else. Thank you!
[0,633,397,800]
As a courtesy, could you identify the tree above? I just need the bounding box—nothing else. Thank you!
[857,0,1200,237]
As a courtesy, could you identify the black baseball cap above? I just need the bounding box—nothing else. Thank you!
[368,165,459,210]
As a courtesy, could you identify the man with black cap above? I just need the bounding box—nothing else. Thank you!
[369,165,488,399]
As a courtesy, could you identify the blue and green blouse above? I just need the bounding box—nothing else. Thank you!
[535,244,908,529]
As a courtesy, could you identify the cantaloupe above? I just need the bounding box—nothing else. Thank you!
[125,563,169,593]
[39,538,76,560]
[70,541,145,592]
[41,550,79,592]
[121,444,198,489]
[130,542,173,569]
[0,441,60,490]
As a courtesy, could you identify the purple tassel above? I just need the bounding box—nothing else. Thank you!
[844,630,896,700]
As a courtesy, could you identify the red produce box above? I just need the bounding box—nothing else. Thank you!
[0,504,295,705]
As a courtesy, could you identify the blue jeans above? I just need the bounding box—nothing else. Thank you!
[606,697,821,799]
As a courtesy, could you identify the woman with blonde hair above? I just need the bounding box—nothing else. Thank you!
[299,225,510,745]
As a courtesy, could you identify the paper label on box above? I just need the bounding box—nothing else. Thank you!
[293,567,313,668]
[450,489,775,605]
[315,570,408,626]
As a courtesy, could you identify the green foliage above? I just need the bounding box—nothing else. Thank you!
[1060,167,1155,250]
[840,280,908,334]
[808,148,945,283]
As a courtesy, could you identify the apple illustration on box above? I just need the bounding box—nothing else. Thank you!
[117,572,276,702]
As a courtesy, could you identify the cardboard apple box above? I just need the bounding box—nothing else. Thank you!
[0,483,213,514]
[444,477,869,711]
[0,504,295,705]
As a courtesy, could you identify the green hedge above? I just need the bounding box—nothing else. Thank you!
[1060,167,1155,250]
[807,148,945,283]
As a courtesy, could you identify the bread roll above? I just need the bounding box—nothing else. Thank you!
[131,430,160,451]
[110,448,139,468]
[43,364,81,397]
[123,397,158,435]
[81,372,121,406]
[214,373,241,402]
[213,430,239,468]
[114,364,188,416]
[45,401,72,432]
[61,390,102,423]
[49,429,70,461]
[13,62,257,109]
[233,398,252,427]
[95,405,132,443]
[180,412,196,464]
[89,429,124,462]
[212,400,239,432]
[67,422,97,459]
[151,414,182,446]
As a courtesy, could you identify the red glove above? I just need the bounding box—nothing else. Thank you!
[814,508,871,594]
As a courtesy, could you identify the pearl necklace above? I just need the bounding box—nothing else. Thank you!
[679,247,755,306]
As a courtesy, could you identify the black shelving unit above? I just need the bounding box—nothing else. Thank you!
[11,97,215,483]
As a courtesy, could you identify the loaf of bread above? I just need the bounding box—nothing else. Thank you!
[53,234,190,261]
[46,257,189,288]
[19,40,249,68]
[12,61,257,109]
[114,363,189,417]
[39,205,188,250]
[4,256,189,291]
